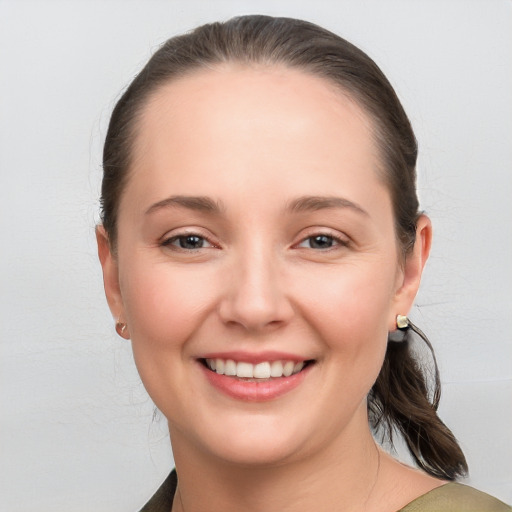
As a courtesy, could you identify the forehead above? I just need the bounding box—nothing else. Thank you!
[139,64,376,153]
[126,64,386,210]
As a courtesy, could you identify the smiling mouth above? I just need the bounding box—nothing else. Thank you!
[197,354,316,402]
[200,358,314,380]
[200,358,314,381]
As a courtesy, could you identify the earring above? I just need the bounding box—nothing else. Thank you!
[396,314,409,330]
[388,314,409,342]
[115,321,128,338]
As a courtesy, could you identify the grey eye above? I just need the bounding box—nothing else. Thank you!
[167,235,211,250]
[300,235,336,249]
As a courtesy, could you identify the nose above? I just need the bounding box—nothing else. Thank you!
[218,247,294,332]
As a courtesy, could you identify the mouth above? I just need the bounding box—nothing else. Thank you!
[199,358,315,381]
[197,351,316,401]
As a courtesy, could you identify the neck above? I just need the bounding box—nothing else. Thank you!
[170,412,382,512]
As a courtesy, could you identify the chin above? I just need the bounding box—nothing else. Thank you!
[175,412,315,468]
[211,435,306,468]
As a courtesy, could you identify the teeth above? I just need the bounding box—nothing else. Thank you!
[293,361,304,373]
[253,362,271,379]
[205,358,307,378]
[224,359,237,376]
[283,361,294,377]
[270,361,284,377]
[236,362,253,378]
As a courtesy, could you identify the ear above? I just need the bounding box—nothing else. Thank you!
[96,225,129,338]
[391,214,432,326]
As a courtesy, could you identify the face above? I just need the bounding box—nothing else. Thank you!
[98,65,429,467]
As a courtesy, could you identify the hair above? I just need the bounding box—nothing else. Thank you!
[101,15,467,480]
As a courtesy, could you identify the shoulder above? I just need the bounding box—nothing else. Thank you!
[139,470,177,512]
[399,483,512,512]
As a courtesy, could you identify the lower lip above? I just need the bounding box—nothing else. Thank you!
[200,363,311,402]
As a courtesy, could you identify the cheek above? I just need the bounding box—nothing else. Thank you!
[118,258,222,418]
[296,260,394,379]
[119,258,216,366]
[299,258,397,334]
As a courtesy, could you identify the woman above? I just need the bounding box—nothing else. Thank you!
[96,15,510,512]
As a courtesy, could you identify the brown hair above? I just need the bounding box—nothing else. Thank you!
[101,15,467,480]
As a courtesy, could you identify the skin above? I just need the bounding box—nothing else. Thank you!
[98,65,439,511]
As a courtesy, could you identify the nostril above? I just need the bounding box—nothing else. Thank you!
[217,276,294,331]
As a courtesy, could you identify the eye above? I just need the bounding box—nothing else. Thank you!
[163,234,213,250]
[297,234,347,250]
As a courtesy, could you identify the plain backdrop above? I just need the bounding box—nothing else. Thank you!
[0,0,511,510]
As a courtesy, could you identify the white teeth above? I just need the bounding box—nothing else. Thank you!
[253,362,271,379]
[293,362,304,373]
[283,361,294,377]
[205,358,307,378]
[236,362,254,378]
[270,361,284,377]
[224,359,237,376]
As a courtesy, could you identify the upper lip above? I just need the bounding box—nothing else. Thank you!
[198,350,311,364]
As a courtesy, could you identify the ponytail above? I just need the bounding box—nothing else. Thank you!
[369,323,468,480]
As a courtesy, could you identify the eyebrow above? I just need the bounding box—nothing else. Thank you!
[145,195,224,215]
[287,195,369,216]
[145,194,368,217]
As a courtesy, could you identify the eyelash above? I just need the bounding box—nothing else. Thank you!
[295,232,350,251]
[161,232,217,251]
[161,230,349,253]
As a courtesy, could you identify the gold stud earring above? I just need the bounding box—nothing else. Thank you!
[115,321,128,338]
[388,314,409,343]
[396,314,409,330]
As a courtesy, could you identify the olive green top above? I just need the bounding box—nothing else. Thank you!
[140,470,511,512]
[399,482,511,511]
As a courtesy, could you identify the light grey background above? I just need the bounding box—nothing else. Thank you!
[1,0,511,510]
